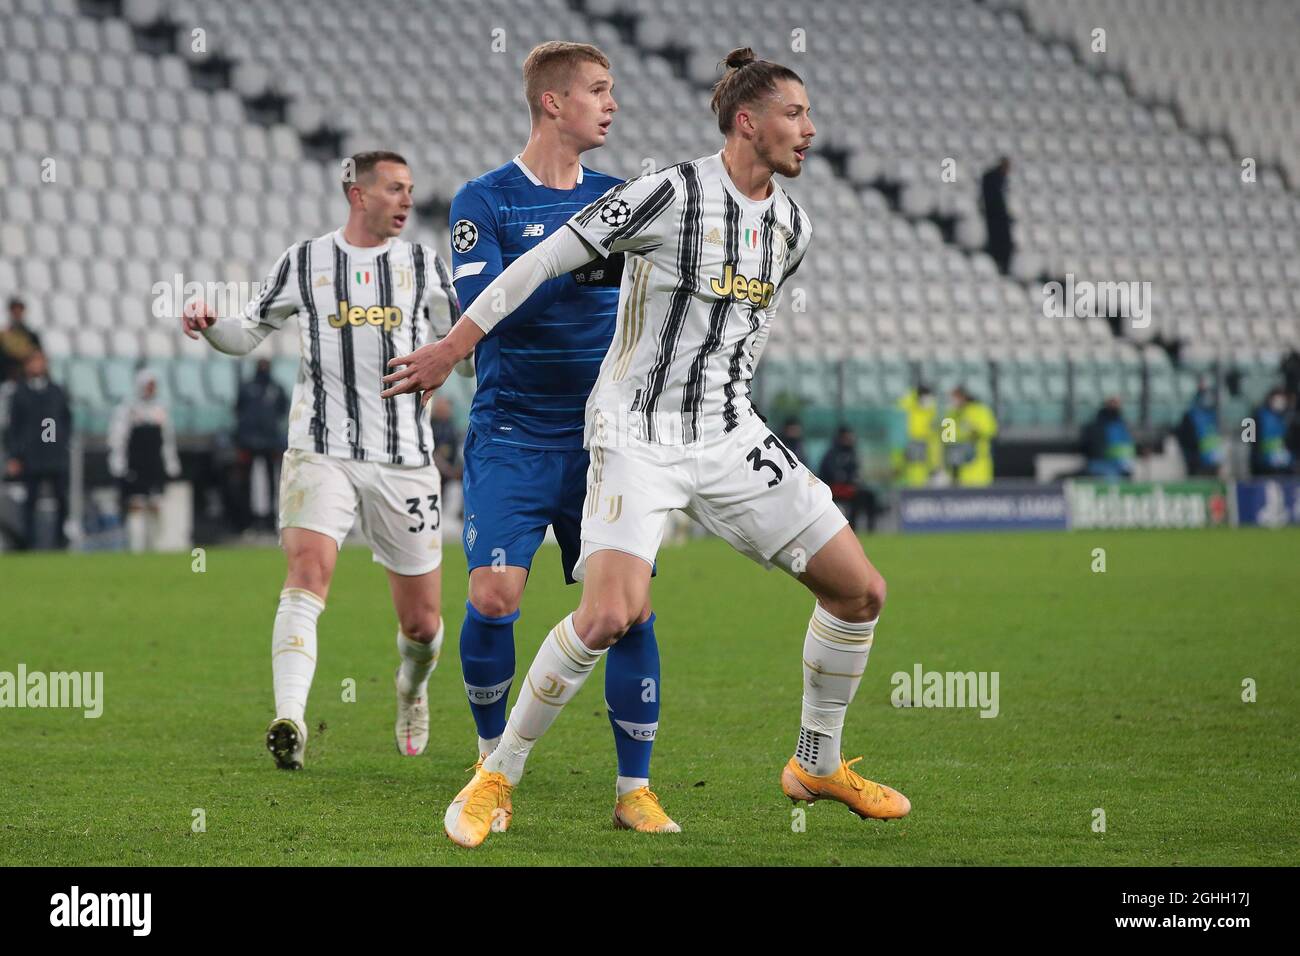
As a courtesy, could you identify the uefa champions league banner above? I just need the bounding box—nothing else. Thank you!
[1065,479,1230,530]
[1234,478,1300,527]
[897,486,1069,532]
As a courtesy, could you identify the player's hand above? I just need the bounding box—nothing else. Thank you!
[181,300,217,339]
[381,340,456,406]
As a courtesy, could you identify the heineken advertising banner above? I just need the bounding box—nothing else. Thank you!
[1065,480,1230,530]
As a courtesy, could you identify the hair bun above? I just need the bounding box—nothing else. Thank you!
[723,47,758,70]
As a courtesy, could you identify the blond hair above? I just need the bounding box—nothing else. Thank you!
[522,41,611,121]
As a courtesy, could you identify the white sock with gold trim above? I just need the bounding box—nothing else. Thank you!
[483,613,605,785]
[795,603,876,776]
[272,588,324,723]
[396,619,442,698]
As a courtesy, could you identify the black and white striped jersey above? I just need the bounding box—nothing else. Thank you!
[244,229,459,465]
[568,150,811,447]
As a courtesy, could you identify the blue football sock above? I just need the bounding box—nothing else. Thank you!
[605,612,660,781]
[459,600,518,744]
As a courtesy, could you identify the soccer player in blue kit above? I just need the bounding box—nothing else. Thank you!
[446,41,677,834]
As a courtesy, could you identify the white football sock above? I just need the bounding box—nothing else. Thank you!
[272,587,324,723]
[477,736,501,757]
[796,603,876,777]
[617,776,650,797]
[125,510,147,552]
[145,508,161,550]
[396,619,442,698]
[483,613,605,785]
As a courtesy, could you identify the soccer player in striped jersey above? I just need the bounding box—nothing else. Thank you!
[182,151,461,769]
[385,48,910,848]
[445,42,674,833]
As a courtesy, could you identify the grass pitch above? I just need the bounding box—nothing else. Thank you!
[1,528,1296,866]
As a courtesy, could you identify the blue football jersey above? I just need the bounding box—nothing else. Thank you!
[449,156,623,450]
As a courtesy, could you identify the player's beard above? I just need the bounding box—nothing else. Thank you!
[756,132,802,179]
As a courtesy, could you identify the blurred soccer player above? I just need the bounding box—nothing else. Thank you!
[384,49,910,848]
[182,152,460,769]
[445,41,674,834]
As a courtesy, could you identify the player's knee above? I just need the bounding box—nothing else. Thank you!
[467,578,522,619]
[580,603,638,649]
[399,610,442,643]
[821,566,885,623]
[863,568,887,619]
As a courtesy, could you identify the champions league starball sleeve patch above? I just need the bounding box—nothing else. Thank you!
[452,219,479,253]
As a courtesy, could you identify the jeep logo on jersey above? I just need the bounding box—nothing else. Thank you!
[452,219,478,253]
[599,198,631,227]
[709,263,776,308]
[327,301,404,332]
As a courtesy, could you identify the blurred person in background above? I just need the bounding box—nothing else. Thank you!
[108,368,181,552]
[3,350,72,550]
[1083,396,1136,479]
[779,416,806,462]
[235,358,289,532]
[1177,383,1224,477]
[1283,350,1300,465]
[894,384,941,486]
[819,424,877,531]
[980,157,1014,276]
[1,297,42,383]
[1250,386,1295,476]
[947,386,998,486]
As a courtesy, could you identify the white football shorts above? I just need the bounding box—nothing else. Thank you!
[574,413,846,580]
[277,448,443,576]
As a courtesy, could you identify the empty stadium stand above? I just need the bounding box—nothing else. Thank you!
[1,0,1296,466]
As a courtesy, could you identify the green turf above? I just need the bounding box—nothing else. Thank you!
[1,528,1296,866]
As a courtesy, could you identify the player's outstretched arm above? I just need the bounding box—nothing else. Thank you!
[381,226,597,402]
[182,299,274,356]
[182,247,299,356]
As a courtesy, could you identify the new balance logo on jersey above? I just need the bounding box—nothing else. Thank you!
[710,263,776,308]
[522,223,545,237]
[327,300,404,332]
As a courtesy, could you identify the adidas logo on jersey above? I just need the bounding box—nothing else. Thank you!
[327,300,404,332]
[704,227,723,245]
[709,263,776,308]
